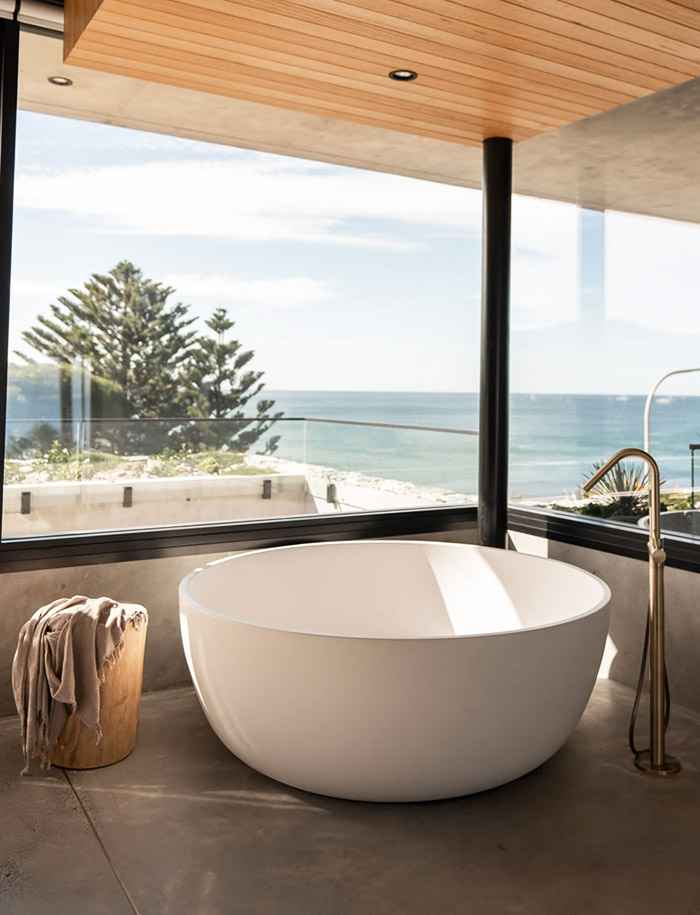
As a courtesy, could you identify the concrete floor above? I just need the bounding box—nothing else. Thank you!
[1,680,700,915]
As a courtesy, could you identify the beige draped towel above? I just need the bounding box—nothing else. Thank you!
[12,595,148,774]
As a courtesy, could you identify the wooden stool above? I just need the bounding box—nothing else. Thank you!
[50,616,148,769]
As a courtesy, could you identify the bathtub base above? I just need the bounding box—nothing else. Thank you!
[223,755,550,803]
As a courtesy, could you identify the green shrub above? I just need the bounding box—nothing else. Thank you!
[579,493,647,519]
[38,440,73,465]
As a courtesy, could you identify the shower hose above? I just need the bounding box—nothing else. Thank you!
[628,601,671,757]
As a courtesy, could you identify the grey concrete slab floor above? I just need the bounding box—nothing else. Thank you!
[0,717,134,915]
[2,680,700,915]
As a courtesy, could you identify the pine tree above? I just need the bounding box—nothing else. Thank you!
[19,261,196,421]
[181,307,282,453]
[17,264,282,455]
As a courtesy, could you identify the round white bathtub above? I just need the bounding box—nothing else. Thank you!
[179,540,610,802]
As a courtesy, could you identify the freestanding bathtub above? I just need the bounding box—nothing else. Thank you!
[179,540,610,802]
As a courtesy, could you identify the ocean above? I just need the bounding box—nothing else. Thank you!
[264,391,700,500]
[6,387,700,500]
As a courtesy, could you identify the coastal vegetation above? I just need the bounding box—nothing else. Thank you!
[553,490,692,521]
[546,460,684,521]
[4,443,274,486]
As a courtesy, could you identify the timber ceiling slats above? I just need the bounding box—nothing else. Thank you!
[102,1,634,109]
[64,0,700,146]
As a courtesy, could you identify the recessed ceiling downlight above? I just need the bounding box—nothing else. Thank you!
[48,76,73,86]
[389,69,418,81]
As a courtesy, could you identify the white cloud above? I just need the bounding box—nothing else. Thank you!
[13,140,588,269]
[163,273,334,308]
[14,154,481,248]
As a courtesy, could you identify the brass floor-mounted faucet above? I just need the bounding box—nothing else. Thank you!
[582,448,680,776]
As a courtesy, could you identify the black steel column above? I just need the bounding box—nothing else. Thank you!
[478,137,512,548]
[0,15,20,532]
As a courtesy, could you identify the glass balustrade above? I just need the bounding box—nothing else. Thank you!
[2,416,477,537]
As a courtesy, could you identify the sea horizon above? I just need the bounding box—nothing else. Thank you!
[6,387,700,499]
[266,389,698,397]
[262,391,700,499]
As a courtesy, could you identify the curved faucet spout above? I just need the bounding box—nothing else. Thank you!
[581,448,663,555]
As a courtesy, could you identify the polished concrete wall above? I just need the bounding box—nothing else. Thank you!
[0,526,478,718]
[510,532,700,716]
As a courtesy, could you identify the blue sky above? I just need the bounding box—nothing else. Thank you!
[9,110,700,395]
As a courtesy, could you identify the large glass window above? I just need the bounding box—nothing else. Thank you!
[3,110,480,538]
[509,195,700,543]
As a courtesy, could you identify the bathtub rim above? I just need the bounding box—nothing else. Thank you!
[178,539,611,642]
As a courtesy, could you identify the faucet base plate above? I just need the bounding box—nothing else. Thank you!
[634,751,681,776]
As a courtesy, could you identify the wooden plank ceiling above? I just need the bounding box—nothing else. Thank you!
[64,0,700,147]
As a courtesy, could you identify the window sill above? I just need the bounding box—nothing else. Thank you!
[3,503,697,575]
[508,506,700,574]
[0,504,478,572]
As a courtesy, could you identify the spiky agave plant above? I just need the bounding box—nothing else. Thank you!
[584,460,650,497]
[580,459,661,519]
